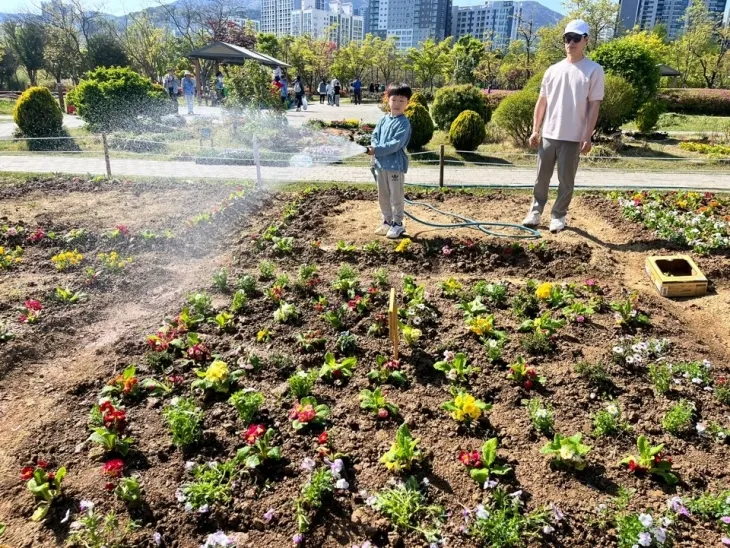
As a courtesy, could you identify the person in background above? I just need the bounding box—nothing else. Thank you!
[279,77,289,107]
[368,82,375,93]
[366,83,413,240]
[318,78,327,104]
[182,71,196,115]
[332,78,341,107]
[326,81,333,105]
[215,71,224,105]
[353,77,362,105]
[163,68,179,112]
[522,19,604,233]
[293,75,305,112]
[273,66,282,80]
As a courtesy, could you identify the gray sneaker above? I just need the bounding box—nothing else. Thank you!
[386,223,405,239]
[374,222,391,236]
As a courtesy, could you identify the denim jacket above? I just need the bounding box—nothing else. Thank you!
[371,113,411,173]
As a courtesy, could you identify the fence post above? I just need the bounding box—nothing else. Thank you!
[101,133,112,178]
[438,144,445,188]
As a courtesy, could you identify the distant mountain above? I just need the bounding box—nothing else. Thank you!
[518,1,563,29]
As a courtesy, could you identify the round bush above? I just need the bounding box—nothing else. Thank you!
[409,92,429,110]
[591,38,659,110]
[524,70,545,93]
[67,66,168,131]
[635,99,667,133]
[431,84,489,131]
[13,86,63,138]
[594,74,636,136]
[405,103,434,151]
[492,90,538,147]
[449,110,486,151]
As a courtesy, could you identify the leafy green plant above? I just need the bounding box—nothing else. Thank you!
[66,507,140,548]
[661,399,695,435]
[507,356,545,390]
[648,363,672,394]
[181,458,239,510]
[461,438,511,485]
[289,396,329,431]
[236,427,281,469]
[359,387,399,419]
[611,294,650,328]
[335,240,357,253]
[457,296,488,321]
[372,476,444,543]
[287,370,317,398]
[295,467,334,533]
[433,351,479,383]
[163,397,204,447]
[467,487,548,547]
[686,489,730,520]
[404,102,434,151]
[575,361,612,389]
[321,306,345,330]
[22,463,67,521]
[440,277,464,298]
[230,289,247,313]
[236,274,257,296]
[114,477,142,505]
[519,331,555,355]
[212,268,229,292]
[442,388,490,424]
[332,265,359,298]
[373,267,389,288]
[228,390,264,424]
[620,435,678,485]
[272,236,294,255]
[335,331,357,355]
[0,322,14,343]
[593,401,630,437]
[562,300,596,323]
[191,360,233,393]
[88,427,133,456]
[363,240,384,255]
[540,433,591,470]
[368,355,407,385]
[526,398,554,436]
[519,311,565,336]
[186,291,213,318]
[511,281,540,318]
[472,281,508,307]
[400,323,422,346]
[258,260,275,280]
[274,301,298,323]
[295,331,326,353]
[380,424,424,472]
[319,351,357,381]
[213,311,234,331]
[54,286,87,304]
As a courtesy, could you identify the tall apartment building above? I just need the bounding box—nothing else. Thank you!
[450,1,522,50]
[290,0,364,45]
[261,0,294,36]
[367,0,452,49]
[617,0,728,38]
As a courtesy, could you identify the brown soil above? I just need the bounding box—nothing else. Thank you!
[0,182,729,548]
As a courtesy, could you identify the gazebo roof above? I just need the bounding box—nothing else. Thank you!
[188,42,289,67]
[658,64,681,77]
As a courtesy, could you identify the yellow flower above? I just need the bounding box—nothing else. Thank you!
[0,247,4,255]
[394,238,412,253]
[535,282,553,300]
[468,316,493,336]
[453,393,481,422]
[205,360,229,383]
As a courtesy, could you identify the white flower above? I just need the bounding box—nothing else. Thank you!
[153,532,163,546]
[536,409,548,419]
[447,369,458,380]
[443,350,455,361]
[208,461,218,469]
[365,495,377,507]
[413,317,422,325]
[421,477,430,486]
[336,478,349,490]
[696,422,706,435]
[301,458,316,472]
[626,356,635,365]
[703,359,712,369]
[543,525,555,534]
[652,527,667,544]
[483,479,498,489]
[607,404,619,417]
[662,517,673,527]
[79,500,94,512]
[475,505,489,519]
[184,502,193,512]
[691,377,702,385]
[185,461,196,471]
[176,489,187,502]
[198,504,210,513]
[613,346,624,354]
[638,513,653,528]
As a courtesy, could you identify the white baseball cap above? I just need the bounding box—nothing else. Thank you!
[564,19,589,36]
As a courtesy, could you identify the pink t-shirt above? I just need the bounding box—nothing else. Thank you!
[540,57,605,143]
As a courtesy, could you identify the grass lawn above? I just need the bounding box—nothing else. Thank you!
[622,113,730,133]
[0,99,15,115]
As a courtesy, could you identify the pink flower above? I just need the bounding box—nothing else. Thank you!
[25,299,43,312]
[442,246,453,256]
[576,315,585,323]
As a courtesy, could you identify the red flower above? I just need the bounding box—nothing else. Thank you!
[368,286,379,295]
[318,432,329,445]
[458,450,471,466]
[25,299,43,312]
[244,424,266,445]
[99,401,114,414]
[104,482,115,491]
[103,459,124,478]
[21,466,35,480]
[297,405,316,423]
[26,228,45,243]
[18,314,28,323]
[115,224,130,236]
[523,379,534,390]
[46,472,55,481]
[526,368,537,379]
[168,375,184,385]
[384,359,400,371]
[458,450,482,468]
[187,343,210,362]
[627,459,638,472]
[37,460,49,469]
[377,408,389,419]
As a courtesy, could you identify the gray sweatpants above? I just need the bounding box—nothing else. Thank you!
[376,169,405,224]
[529,137,581,219]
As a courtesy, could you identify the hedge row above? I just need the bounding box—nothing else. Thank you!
[658,88,730,116]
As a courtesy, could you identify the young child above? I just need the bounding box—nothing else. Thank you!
[366,83,412,239]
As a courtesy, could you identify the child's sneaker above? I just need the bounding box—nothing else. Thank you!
[386,223,405,239]
[374,222,391,236]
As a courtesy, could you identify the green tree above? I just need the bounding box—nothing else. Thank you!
[452,35,485,85]
[563,0,618,50]
[257,33,282,59]
[407,38,452,91]
[332,34,376,82]
[373,36,402,86]
[535,18,570,70]
[123,14,181,81]
[227,61,282,111]
[0,42,21,89]
[87,34,129,69]
[44,25,79,85]
[2,19,46,86]
[591,37,660,108]
[473,45,503,86]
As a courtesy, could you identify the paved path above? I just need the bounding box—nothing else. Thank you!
[2,154,730,190]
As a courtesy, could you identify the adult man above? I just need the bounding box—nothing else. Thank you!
[181,71,196,115]
[353,77,362,105]
[522,19,604,233]
[163,69,178,112]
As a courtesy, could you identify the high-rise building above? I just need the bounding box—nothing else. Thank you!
[451,1,522,50]
[367,0,452,49]
[291,0,365,45]
[261,0,294,36]
[617,0,728,38]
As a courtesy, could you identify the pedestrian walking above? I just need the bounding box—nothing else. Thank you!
[182,71,196,115]
[318,79,327,104]
[214,71,224,105]
[163,69,179,113]
[332,78,341,107]
[353,77,362,105]
[279,77,289,107]
[522,19,604,233]
[326,81,333,106]
[293,75,305,111]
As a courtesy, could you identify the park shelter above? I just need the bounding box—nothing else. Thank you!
[658,64,681,87]
[187,42,290,98]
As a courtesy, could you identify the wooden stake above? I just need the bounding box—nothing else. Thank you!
[388,288,399,360]
[439,144,445,188]
[101,133,112,178]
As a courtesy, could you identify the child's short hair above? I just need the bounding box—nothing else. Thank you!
[387,83,412,100]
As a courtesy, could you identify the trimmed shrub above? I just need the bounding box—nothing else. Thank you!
[431,84,489,130]
[449,110,486,151]
[591,39,659,109]
[492,90,538,147]
[524,71,545,93]
[679,142,730,156]
[67,66,168,132]
[409,92,429,110]
[635,99,667,133]
[13,86,63,138]
[482,90,515,113]
[405,103,434,151]
[595,75,636,135]
[658,88,730,116]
